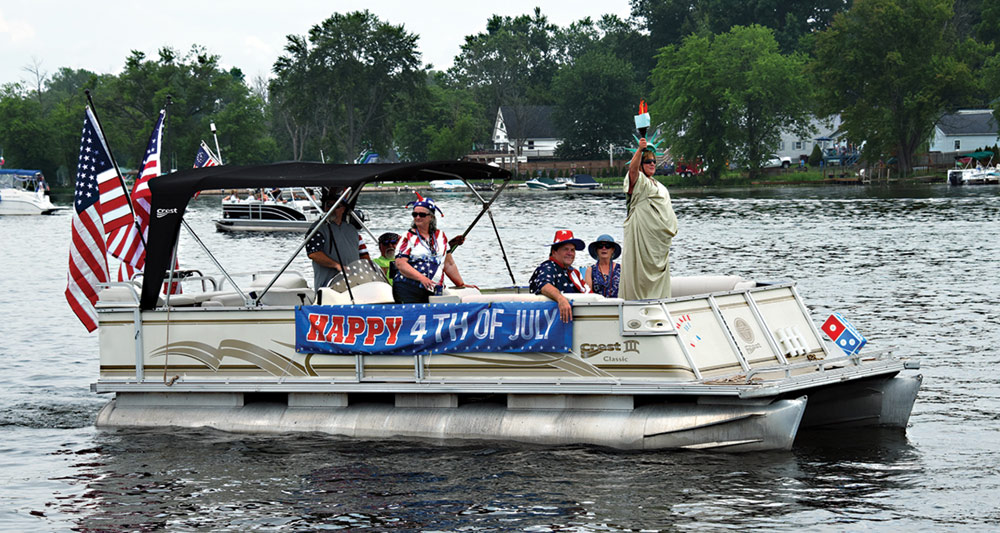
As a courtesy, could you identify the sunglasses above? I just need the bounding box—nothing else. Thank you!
[596,243,615,249]
[412,211,431,218]
[642,160,656,165]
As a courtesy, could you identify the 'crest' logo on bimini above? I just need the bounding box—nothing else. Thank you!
[156,208,178,219]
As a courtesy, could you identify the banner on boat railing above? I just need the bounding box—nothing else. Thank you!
[295,302,572,355]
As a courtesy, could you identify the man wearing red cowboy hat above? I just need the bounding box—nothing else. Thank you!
[529,230,592,323]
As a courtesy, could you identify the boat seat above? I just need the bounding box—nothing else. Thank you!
[250,272,308,289]
[315,281,394,306]
[670,275,756,298]
[460,292,608,304]
[209,288,314,307]
[428,286,482,304]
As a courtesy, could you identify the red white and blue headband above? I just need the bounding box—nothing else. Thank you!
[404,192,444,217]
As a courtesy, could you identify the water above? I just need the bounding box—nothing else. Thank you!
[2,183,999,531]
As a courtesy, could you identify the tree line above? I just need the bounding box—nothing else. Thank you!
[2,0,999,185]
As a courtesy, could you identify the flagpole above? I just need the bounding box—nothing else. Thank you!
[84,90,137,222]
[210,122,223,164]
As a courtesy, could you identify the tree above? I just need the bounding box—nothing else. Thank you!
[393,71,487,161]
[813,0,977,174]
[650,25,813,181]
[631,0,852,55]
[449,8,559,173]
[271,11,425,162]
[552,50,639,159]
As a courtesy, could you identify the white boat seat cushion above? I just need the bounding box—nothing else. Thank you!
[670,275,755,298]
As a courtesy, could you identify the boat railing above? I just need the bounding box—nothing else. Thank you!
[742,347,902,383]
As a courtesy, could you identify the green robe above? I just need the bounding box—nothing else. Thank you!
[620,173,678,300]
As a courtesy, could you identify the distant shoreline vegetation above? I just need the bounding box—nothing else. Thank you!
[2,1,998,187]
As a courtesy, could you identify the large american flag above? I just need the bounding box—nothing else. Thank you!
[194,140,221,167]
[65,109,112,332]
[107,109,164,279]
[90,109,133,232]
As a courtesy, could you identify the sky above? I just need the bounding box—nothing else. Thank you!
[0,0,634,88]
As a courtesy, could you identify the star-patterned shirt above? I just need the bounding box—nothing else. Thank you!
[529,259,582,295]
[394,228,448,289]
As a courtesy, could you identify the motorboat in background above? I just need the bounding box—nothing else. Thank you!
[566,174,602,190]
[214,187,322,232]
[429,179,465,191]
[947,151,999,185]
[0,169,60,215]
[91,161,921,452]
[525,177,567,190]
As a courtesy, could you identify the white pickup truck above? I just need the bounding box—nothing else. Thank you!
[764,155,792,168]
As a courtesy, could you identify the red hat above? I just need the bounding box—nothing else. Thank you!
[549,229,585,251]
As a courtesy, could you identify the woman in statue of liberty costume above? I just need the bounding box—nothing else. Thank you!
[620,136,678,300]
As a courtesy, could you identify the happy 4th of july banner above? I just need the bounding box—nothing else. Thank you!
[295,301,572,356]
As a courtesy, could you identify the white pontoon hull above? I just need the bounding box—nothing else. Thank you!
[93,279,921,451]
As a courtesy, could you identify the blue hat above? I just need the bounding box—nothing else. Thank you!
[588,234,621,260]
[404,192,444,217]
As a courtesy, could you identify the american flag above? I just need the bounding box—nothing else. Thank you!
[194,140,221,167]
[87,108,133,232]
[65,109,112,332]
[107,109,164,278]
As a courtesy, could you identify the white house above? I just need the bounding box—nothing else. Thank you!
[492,105,560,159]
[929,109,1000,154]
[772,115,845,161]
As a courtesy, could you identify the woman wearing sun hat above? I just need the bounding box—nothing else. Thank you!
[529,230,592,322]
[584,234,621,298]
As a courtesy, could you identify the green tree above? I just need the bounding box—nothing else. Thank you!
[552,50,639,159]
[0,83,56,177]
[631,0,852,55]
[650,25,813,181]
[393,71,487,161]
[95,46,275,170]
[271,10,425,162]
[449,8,560,171]
[813,0,977,174]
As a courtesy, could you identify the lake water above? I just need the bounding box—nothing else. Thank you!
[2,183,999,531]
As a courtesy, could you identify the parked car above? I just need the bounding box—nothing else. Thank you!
[675,159,705,178]
[764,155,792,169]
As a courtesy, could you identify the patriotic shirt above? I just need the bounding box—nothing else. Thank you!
[306,220,369,288]
[590,261,621,298]
[529,259,584,295]
[394,228,448,289]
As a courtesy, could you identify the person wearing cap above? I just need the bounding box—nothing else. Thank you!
[307,188,370,289]
[529,230,592,323]
[393,196,471,303]
[622,137,679,300]
[373,232,400,285]
[584,234,621,298]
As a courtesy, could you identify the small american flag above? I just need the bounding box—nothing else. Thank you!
[194,140,221,168]
[65,109,112,332]
[107,109,164,276]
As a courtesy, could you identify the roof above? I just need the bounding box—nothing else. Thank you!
[498,106,557,139]
[936,111,999,136]
[142,161,510,309]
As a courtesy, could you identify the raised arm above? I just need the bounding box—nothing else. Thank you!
[628,137,648,193]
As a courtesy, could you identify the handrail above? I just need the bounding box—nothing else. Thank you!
[743,348,895,383]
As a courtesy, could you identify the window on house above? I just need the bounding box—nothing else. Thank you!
[954,140,961,150]
[793,141,803,151]
[527,140,535,150]
[778,141,785,151]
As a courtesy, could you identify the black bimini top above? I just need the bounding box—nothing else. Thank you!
[143,161,510,309]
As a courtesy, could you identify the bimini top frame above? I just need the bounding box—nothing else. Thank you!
[143,161,512,310]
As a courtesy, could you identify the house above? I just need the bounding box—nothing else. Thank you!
[492,105,560,159]
[929,110,1000,154]
[772,115,845,161]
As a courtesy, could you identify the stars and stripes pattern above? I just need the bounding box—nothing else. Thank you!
[65,109,112,332]
[85,107,132,233]
[107,109,164,279]
[194,141,221,168]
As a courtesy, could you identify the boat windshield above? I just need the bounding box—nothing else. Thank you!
[326,259,388,291]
